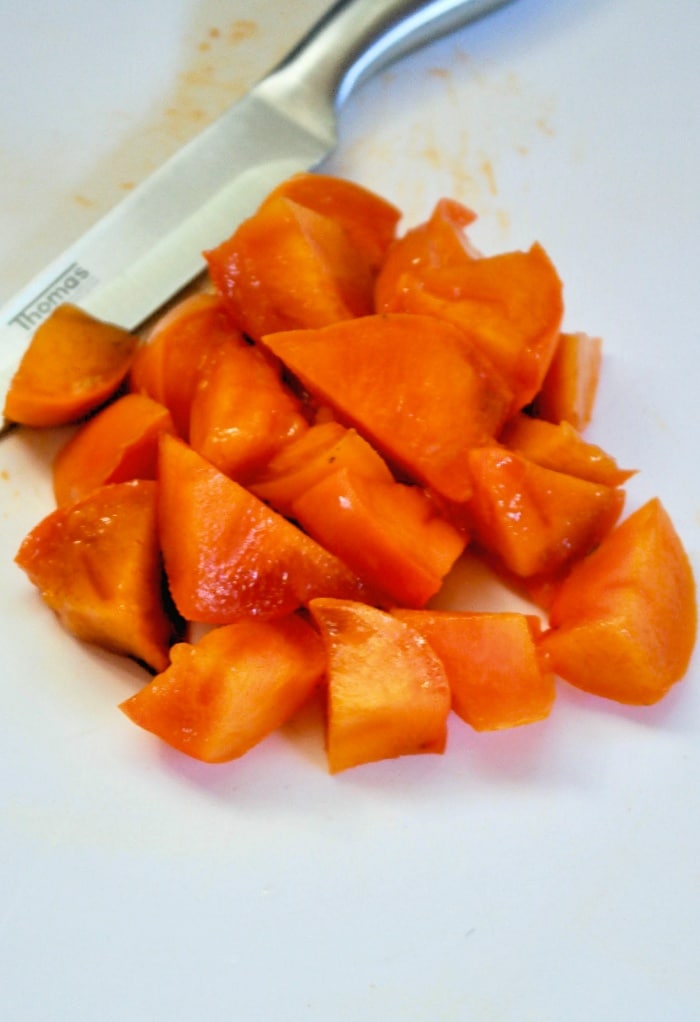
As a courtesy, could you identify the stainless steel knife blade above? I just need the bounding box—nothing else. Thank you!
[0,0,515,432]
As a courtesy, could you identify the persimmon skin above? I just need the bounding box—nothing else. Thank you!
[15,480,177,672]
[120,615,326,763]
[540,498,697,704]
[4,304,137,427]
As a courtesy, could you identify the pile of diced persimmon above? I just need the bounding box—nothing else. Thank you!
[6,173,697,772]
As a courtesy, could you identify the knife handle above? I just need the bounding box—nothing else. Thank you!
[258,0,514,137]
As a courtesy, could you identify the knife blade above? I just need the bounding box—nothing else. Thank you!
[0,0,515,433]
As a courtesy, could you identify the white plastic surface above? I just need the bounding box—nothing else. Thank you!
[1,2,698,1019]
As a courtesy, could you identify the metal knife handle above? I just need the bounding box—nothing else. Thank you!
[258,0,514,138]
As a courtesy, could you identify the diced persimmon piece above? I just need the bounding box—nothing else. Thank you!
[393,609,555,730]
[249,421,393,516]
[500,413,635,486]
[15,480,177,672]
[262,173,401,270]
[119,615,326,763]
[375,197,478,312]
[262,313,513,502]
[189,334,308,481]
[291,468,467,607]
[205,196,375,340]
[466,446,625,578]
[309,598,450,773]
[385,243,564,412]
[4,304,137,427]
[158,435,375,623]
[52,393,176,506]
[533,331,602,430]
[129,292,242,438]
[540,498,697,704]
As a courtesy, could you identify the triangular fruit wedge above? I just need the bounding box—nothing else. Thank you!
[52,392,176,506]
[539,498,697,704]
[5,304,137,427]
[15,479,177,672]
[158,435,375,623]
[263,313,513,503]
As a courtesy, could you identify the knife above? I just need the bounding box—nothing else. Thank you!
[0,0,514,433]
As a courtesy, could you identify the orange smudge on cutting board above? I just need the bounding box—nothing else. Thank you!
[160,19,261,142]
[427,65,458,104]
[537,114,556,137]
[73,194,96,209]
[480,158,497,195]
[1,469,9,481]
[497,208,510,233]
[228,20,258,44]
[420,141,443,169]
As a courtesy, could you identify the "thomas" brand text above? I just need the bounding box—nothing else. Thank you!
[10,263,93,331]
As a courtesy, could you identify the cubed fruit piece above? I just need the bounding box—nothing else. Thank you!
[261,172,401,271]
[5,304,137,427]
[466,446,625,578]
[384,243,564,413]
[262,313,513,503]
[158,435,375,623]
[15,480,177,672]
[130,292,242,439]
[205,195,375,340]
[374,197,478,311]
[532,331,602,431]
[52,392,176,506]
[120,614,326,763]
[189,333,308,482]
[393,610,555,730]
[500,413,635,486]
[539,498,697,704]
[292,468,467,607]
[309,598,451,773]
[249,420,393,515]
